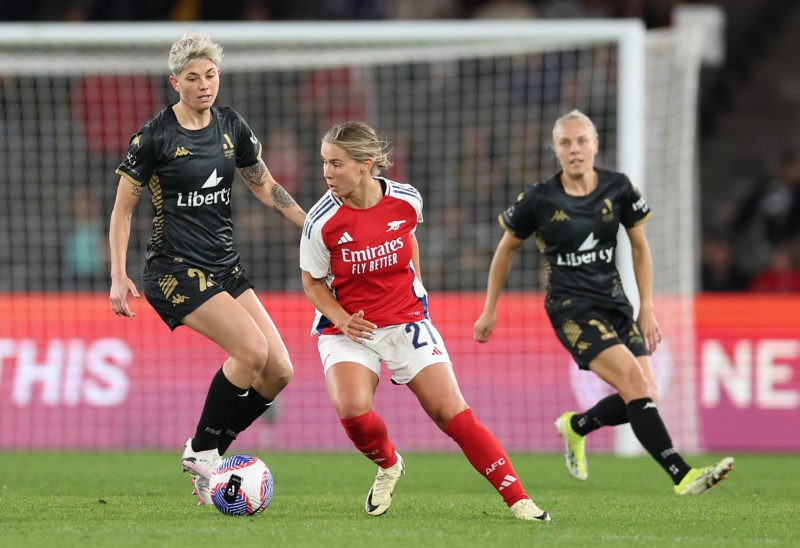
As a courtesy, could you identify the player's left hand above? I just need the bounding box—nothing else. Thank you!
[473,311,497,343]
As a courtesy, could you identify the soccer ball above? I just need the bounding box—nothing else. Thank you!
[209,454,274,516]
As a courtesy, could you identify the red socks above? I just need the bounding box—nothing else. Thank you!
[445,408,527,506]
[340,410,398,468]
[340,408,528,507]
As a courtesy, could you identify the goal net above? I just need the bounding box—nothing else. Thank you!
[0,20,704,454]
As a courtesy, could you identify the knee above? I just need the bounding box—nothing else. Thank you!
[648,384,659,404]
[233,343,270,379]
[619,369,650,401]
[270,356,294,390]
[428,402,469,431]
[334,399,373,419]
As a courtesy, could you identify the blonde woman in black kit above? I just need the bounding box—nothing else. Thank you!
[475,109,733,495]
[109,31,306,506]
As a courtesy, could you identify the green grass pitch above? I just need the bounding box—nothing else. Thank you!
[0,452,797,547]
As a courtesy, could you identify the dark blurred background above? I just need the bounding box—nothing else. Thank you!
[1,0,799,294]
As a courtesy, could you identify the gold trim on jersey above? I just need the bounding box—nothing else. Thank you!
[149,174,165,248]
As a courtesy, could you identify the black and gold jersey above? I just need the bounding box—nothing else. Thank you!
[116,105,261,272]
[499,168,652,322]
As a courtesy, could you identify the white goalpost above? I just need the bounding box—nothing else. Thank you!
[0,19,704,454]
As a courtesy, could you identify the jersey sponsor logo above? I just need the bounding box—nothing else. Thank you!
[556,233,613,267]
[201,169,223,188]
[173,146,192,158]
[341,236,404,275]
[556,247,615,267]
[550,210,570,221]
[337,232,354,244]
[578,232,598,251]
[386,219,406,231]
[176,169,230,208]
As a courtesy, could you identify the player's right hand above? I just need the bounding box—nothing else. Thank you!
[337,310,376,344]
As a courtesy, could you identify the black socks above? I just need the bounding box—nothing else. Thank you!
[192,367,248,452]
[571,393,629,436]
[626,397,691,483]
[217,390,273,455]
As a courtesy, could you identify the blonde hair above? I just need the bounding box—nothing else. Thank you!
[168,31,223,77]
[322,121,392,176]
[552,109,599,146]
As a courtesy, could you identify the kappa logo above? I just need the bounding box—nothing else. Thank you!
[174,146,192,158]
[550,210,570,221]
[337,232,354,244]
[386,220,406,231]
[170,294,189,306]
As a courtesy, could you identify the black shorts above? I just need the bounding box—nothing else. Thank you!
[143,257,254,330]
[550,306,649,370]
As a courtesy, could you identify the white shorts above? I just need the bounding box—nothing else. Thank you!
[317,319,453,385]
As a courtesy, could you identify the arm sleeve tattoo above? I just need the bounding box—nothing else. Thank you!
[240,160,268,187]
[240,159,299,210]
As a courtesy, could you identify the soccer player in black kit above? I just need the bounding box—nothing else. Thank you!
[109,31,306,506]
[474,109,733,495]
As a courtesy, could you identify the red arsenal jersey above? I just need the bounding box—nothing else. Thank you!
[300,177,429,334]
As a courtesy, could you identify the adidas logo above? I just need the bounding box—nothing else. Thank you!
[337,232,354,244]
[497,474,518,491]
[550,210,570,221]
[643,401,658,410]
[431,347,443,356]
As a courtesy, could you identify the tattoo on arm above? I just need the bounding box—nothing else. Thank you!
[271,183,298,209]
[131,186,143,197]
[240,160,268,187]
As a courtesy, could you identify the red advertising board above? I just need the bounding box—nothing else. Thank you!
[695,295,800,452]
[1,292,797,452]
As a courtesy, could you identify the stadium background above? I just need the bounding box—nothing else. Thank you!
[0,1,798,455]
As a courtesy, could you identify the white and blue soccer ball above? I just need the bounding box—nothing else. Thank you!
[209,454,274,516]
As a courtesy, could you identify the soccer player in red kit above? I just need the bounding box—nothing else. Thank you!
[299,121,550,521]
